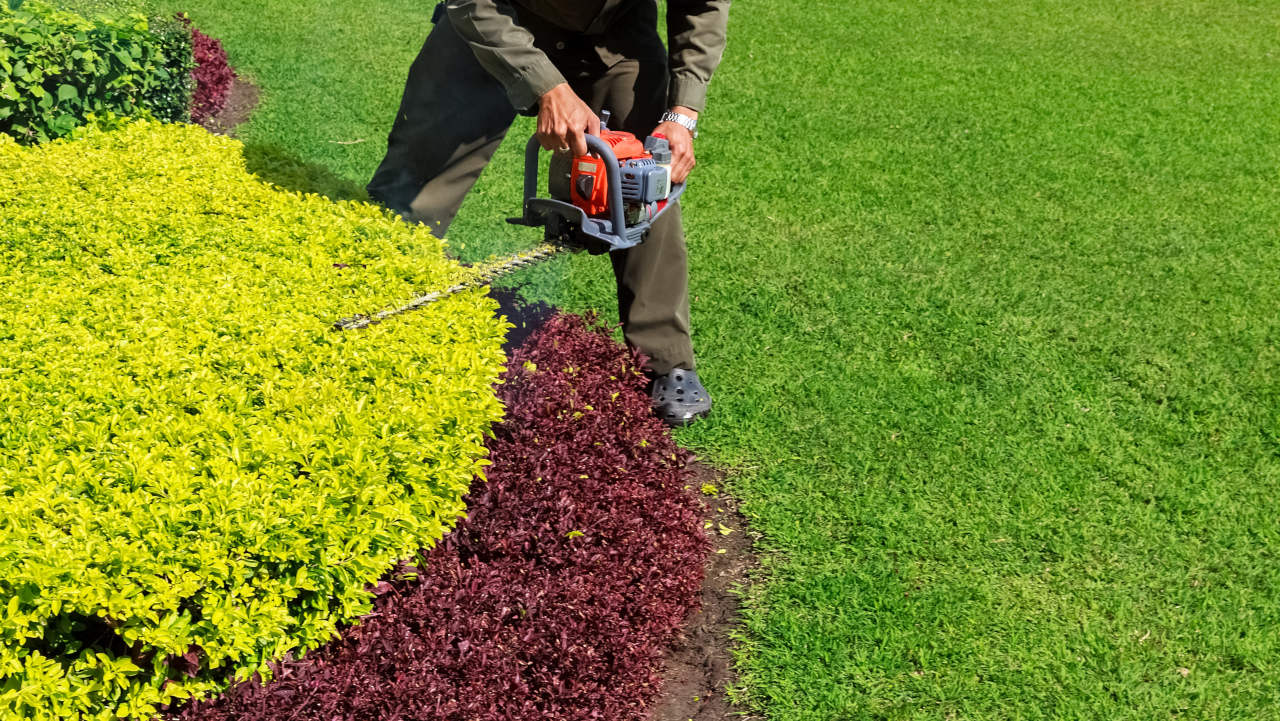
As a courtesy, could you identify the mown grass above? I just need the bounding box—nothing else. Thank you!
[60,0,1280,717]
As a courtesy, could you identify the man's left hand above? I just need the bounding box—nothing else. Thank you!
[653,107,698,183]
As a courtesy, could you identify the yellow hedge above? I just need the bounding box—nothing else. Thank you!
[0,122,508,720]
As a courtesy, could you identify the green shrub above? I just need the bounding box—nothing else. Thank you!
[139,12,194,122]
[0,1,192,143]
[0,121,509,720]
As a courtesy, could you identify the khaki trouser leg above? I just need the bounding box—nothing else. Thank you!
[572,56,697,375]
[366,15,515,237]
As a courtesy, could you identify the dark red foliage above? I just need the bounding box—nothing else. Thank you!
[175,313,709,721]
[179,15,236,125]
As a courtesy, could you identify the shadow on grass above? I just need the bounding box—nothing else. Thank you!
[242,143,370,203]
[488,287,556,355]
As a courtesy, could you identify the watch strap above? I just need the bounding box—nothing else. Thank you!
[661,110,698,138]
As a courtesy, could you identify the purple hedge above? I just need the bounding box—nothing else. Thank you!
[179,15,235,125]
[175,313,709,720]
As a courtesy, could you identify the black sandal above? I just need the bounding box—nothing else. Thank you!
[650,368,712,427]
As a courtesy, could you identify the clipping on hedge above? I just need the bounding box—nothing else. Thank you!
[0,121,509,720]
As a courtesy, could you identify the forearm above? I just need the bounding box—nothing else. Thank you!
[445,0,565,111]
[666,0,731,113]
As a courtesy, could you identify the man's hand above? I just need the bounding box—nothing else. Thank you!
[653,106,699,183]
[537,83,598,157]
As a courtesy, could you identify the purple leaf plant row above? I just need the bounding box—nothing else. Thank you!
[180,15,236,125]
[175,313,709,720]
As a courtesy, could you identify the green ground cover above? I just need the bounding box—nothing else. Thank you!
[63,0,1280,717]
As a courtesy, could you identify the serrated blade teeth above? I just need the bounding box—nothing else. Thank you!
[333,245,563,330]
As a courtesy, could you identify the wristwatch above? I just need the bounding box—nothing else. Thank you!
[660,110,698,139]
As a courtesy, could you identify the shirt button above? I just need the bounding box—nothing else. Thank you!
[555,41,566,50]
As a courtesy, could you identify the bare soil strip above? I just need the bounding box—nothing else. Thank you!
[199,75,260,137]
[651,462,759,721]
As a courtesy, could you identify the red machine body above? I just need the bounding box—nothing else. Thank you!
[569,128,646,216]
[553,117,674,225]
[516,110,684,255]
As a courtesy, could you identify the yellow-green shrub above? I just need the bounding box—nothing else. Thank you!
[0,122,508,720]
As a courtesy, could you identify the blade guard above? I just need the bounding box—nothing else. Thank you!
[507,134,685,255]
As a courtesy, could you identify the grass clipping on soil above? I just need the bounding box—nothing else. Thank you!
[0,122,507,720]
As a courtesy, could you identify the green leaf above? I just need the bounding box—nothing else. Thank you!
[49,113,76,134]
[56,84,77,102]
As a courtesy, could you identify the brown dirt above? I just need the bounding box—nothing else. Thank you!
[199,75,261,137]
[650,461,761,721]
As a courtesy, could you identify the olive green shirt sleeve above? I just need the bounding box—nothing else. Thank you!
[444,0,566,112]
[666,0,731,113]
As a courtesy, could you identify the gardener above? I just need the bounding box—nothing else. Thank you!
[367,0,730,427]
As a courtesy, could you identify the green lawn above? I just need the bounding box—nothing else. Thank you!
[82,0,1280,717]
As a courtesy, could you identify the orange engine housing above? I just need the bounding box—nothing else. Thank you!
[569,128,649,216]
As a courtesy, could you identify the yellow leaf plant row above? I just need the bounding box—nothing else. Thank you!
[0,122,508,720]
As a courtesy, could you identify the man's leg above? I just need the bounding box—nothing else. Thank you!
[556,46,709,426]
[572,56,697,377]
[367,11,516,237]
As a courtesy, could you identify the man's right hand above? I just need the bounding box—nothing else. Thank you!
[537,83,597,157]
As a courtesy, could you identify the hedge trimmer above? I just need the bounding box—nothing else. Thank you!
[334,111,683,331]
